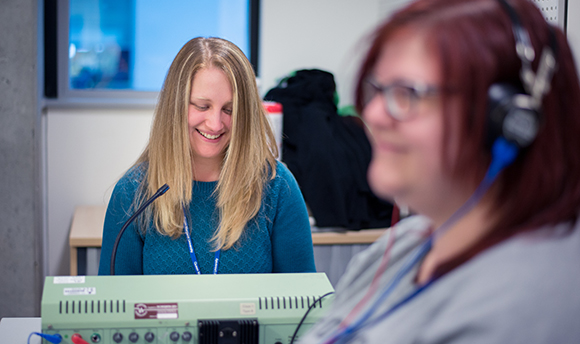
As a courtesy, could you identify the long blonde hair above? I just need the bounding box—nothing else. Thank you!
[134,37,278,250]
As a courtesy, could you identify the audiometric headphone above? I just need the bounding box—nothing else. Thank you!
[486,0,558,149]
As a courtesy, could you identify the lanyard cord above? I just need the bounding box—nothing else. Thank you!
[182,206,220,275]
[324,238,433,344]
[324,138,520,344]
[338,225,399,328]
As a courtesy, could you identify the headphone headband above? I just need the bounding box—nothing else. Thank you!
[486,0,557,149]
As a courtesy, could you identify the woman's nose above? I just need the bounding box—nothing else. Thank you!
[205,109,224,130]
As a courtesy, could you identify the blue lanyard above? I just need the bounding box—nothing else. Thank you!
[182,206,220,274]
[325,238,434,344]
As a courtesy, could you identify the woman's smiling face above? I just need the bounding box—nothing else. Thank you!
[188,66,233,172]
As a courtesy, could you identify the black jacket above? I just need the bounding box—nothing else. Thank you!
[264,69,393,230]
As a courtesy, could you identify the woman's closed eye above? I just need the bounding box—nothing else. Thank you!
[191,102,209,111]
[191,103,209,111]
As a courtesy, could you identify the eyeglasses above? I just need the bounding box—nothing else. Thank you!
[362,78,440,121]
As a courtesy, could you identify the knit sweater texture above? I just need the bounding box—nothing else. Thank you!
[98,161,316,275]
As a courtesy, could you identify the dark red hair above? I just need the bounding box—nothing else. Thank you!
[356,0,580,269]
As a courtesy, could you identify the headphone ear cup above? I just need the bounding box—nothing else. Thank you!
[486,82,541,149]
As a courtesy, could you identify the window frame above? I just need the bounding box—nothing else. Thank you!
[44,0,261,107]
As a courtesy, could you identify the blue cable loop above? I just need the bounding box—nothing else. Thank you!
[28,332,62,344]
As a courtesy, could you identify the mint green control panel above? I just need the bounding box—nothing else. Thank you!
[41,273,334,344]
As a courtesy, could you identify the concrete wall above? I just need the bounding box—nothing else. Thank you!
[0,0,44,317]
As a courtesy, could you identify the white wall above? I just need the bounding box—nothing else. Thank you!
[260,0,415,106]
[260,0,379,106]
[46,108,153,275]
[44,0,580,276]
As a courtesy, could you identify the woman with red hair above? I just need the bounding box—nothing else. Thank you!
[299,0,580,342]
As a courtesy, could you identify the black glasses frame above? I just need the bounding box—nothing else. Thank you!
[363,78,439,121]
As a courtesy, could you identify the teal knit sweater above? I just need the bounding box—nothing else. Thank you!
[98,161,316,275]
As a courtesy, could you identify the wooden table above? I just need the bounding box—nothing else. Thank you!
[69,205,106,275]
[311,228,385,245]
[69,205,386,276]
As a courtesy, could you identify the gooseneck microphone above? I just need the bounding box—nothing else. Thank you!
[110,183,170,275]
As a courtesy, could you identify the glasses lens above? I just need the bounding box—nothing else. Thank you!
[385,85,415,120]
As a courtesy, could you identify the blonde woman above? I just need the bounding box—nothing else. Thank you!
[98,37,316,275]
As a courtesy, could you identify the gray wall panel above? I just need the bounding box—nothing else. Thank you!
[0,0,43,317]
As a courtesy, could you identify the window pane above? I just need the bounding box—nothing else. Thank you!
[68,0,249,91]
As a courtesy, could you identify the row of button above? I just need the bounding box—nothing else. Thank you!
[112,331,193,343]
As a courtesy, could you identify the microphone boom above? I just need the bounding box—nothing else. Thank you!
[110,184,169,275]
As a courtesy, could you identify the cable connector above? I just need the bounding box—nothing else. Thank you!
[71,333,90,344]
[487,137,519,180]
